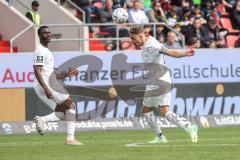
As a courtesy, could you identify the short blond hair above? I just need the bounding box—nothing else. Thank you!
[129,25,144,35]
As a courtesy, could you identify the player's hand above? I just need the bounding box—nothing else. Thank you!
[67,68,79,77]
[185,48,195,56]
[44,87,53,99]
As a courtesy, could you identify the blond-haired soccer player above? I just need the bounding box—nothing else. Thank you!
[33,26,82,145]
[130,26,198,143]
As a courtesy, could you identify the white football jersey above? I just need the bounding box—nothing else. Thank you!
[33,44,54,86]
[142,36,171,88]
[142,36,168,65]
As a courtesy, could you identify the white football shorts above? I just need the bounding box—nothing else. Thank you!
[34,79,70,110]
[143,91,171,107]
[143,71,171,107]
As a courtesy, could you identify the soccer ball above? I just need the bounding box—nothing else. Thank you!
[112,8,128,24]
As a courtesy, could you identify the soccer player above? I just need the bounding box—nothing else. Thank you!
[129,26,198,143]
[33,26,82,145]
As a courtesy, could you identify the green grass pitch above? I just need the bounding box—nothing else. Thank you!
[0,126,239,160]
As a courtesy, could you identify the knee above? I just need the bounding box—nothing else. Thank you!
[159,106,169,117]
[55,97,76,113]
[142,106,153,114]
[64,97,76,110]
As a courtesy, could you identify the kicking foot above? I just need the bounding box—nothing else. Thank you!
[186,124,198,143]
[65,139,84,146]
[148,135,168,144]
[33,116,44,136]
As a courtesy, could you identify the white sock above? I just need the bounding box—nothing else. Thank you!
[144,111,162,136]
[66,121,76,141]
[41,112,65,122]
[165,111,191,131]
[66,109,76,141]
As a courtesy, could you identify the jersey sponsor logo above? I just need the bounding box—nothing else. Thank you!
[36,56,43,63]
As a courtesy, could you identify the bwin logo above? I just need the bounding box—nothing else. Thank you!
[2,123,13,134]
[171,88,240,116]
[76,100,137,120]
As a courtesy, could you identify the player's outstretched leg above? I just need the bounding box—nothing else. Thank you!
[160,106,198,143]
[34,111,65,135]
[57,97,83,145]
[143,106,167,144]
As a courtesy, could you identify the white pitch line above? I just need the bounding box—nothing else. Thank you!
[157,137,240,143]
[124,143,240,147]
[0,141,88,147]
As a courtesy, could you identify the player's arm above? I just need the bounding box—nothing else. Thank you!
[165,48,195,58]
[56,68,79,80]
[33,65,53,99]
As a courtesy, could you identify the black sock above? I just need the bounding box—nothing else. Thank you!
[157,133,163,138]
[185,123,190,128]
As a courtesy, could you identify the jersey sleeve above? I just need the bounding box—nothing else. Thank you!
[154,39,168,54]
[33,50,45,65]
